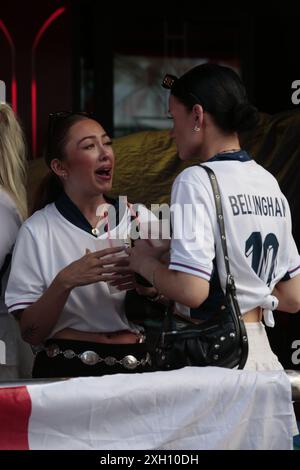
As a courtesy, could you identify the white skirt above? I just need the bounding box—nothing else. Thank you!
[243,322,283,371]
[244,322,298,437]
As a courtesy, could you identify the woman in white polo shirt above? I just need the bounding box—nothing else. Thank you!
[0,103,34,379]
[6,112,159,378]
[129,63,300,372]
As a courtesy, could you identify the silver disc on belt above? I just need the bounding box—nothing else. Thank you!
[63,349,76,359]
[46,344,60,358]
[104,356,117,366]
[80,351,99,365]
[122,355,138,370]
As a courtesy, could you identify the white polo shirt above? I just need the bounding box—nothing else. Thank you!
[5,195,156,338]
[169,151,300,326]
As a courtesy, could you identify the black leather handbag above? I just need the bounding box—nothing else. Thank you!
[153,165,249,370]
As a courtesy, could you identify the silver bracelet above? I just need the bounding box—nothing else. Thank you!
[151,266,159,290]
[146,292,162,302]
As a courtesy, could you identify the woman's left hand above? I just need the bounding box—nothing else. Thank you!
[108,274,136,291]
[101,253,136,291]
[128,239,169,275]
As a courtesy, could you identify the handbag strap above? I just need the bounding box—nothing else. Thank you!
[200,165,234,291]
[200,165,248,369]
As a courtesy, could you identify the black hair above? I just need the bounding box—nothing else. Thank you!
[32,113,90,213]
[170,63,259,133]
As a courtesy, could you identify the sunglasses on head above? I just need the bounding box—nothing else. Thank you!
[48,110,91,119]
[48,111,92,135]
[46,111,91,163]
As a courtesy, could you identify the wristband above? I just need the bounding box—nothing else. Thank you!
[147,292,163,303]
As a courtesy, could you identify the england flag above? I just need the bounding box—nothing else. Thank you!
[0,367,294,450]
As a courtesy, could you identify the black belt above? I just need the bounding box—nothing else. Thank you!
[43,343,152,370]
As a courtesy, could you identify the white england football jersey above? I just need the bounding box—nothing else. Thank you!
[169,151,300,326]
[5,196,156,338]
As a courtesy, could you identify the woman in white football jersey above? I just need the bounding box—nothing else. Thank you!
[0,103,34,379]
[6,112,159,378]
[129,63,300,372]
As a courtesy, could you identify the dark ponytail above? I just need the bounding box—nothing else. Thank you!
[170,63,259,133]
[31,172,64,214]
[229,103,259,133]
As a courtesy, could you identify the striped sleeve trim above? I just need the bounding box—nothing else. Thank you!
[288,264,300,278]
[8,301,34,312]
[289,264,300,275]
[169,261,211,281]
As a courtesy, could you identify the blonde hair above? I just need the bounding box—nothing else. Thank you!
[0,103,28,220]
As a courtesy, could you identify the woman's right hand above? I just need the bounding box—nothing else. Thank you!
[56,246,128,290]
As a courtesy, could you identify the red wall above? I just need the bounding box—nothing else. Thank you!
[0,0,72,158]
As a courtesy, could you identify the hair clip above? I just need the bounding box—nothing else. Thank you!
[161,74,178,90]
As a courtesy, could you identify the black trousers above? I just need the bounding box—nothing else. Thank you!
[32,338,155,378]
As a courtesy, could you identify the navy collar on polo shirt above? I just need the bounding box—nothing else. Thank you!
[55,192,120,237]
[207,149,251,163]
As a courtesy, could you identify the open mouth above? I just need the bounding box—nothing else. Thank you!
[95,167,112,180]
